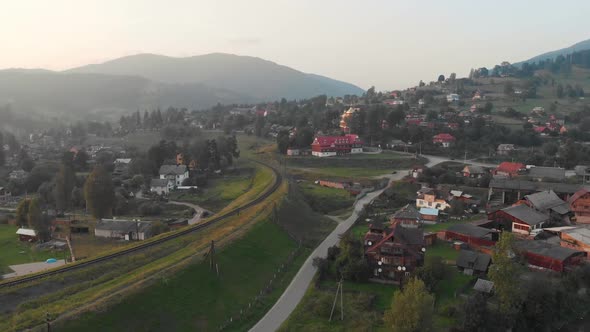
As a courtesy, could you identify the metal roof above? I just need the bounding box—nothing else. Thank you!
[16,228,36,236]
[528,167,566,181]
[501,204,549,226]
[447,223,495,239]
[456,250,491,272]
[525,190,570,215]
[515,240,584,261]
[490,179,587,194]
[159,165,188,176]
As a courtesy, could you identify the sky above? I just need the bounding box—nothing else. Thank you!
[2,0,590,90]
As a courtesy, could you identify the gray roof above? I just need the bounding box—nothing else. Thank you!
[501,204,549,226]
[96,219,151,233]
[466,165,485,174]
[393,223,424,246]
[489,179,587,195]
[528,167,565,181]
[575,165,590,176]
[151,178,171,188]
[473,279,494,293]
[159,165,187,176]
[456,250,491,272]
[447,224,495,239]
[525,190,569,215]
[562,227,590,245]
[515,240,585,261]
[393,204,421,220]
[497,144,515,151]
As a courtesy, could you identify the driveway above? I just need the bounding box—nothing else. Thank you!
[167,200,212,225]
[250,171,407,332]
[3,259,66,279]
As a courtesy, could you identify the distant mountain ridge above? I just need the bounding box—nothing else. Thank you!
[0,53,364,121]
[515,38,590,66]
[65,53,364,100]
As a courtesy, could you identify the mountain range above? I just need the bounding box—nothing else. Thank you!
[0,53,364,120]
[515,38,590,66]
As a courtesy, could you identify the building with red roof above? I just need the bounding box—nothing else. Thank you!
[310,134,363,157]
[493,162,525,178]
[432,133,456,148]
[569,188,590,224]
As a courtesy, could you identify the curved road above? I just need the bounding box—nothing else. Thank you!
[250,154,495,331]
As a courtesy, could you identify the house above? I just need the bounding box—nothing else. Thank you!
[364,223,425,279]
[493,162,525,178]
[114,158,132,165]
[462,165,486,178]
[447,122,460,130]
[444,224,498,248]
[568,189,590,224]
[286,148,300,156]
[515,240,586,272]
[0,187,11,201]
[310,134,363,157]
[494,204,549,235]
[150,178,173,195]
[159,165,189,186]
[533,126,551,135]
[416,188,451,211]
[524,190,570,221]
[559,227,590,259]
[389,204,421,228]
[447,94,460,102]
[16,228,38,242]
[574,165,590,183]
[526,166,566,182]
[456,250,491,275]
[497,144,516,156]
[419,207,439,222]
[9,169,28,181]
[432,133,455,148]
[411,165,426,179]
[95,219,153,240]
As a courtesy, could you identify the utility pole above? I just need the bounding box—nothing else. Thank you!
[204,240,219,277]
[45,312,52,332]
[329,277,344,321]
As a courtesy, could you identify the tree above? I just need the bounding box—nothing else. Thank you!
[73,150,89,171]
[542,142,559,156]
[54,164,76,212]
[483,102,494,114]
[437,74,445,83]
[27,197,48,240]
[414,256,447,292]
[460,293,490,331]
[504,82,514,96]
[384,278,434,332]
[276,130,290,154]
[556,84,564,98]
[84,166,115,219]
[15,198,31,227]
[488,232,521,315]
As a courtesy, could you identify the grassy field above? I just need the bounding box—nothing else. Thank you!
[0,225,61,274]
[425,241,460,263]
[58,219,301,332]
[290,167,394,181]
[298,181,356,214]
[169,167,255,212]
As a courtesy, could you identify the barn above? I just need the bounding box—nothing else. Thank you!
[515,240,586,272]
[445,224,498,248]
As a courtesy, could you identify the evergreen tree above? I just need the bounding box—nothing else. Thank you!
[54,164,76,212]
[84,166,115,219]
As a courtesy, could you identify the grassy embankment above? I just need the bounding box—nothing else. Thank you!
[0,161,281,331]
[0,225,60,274]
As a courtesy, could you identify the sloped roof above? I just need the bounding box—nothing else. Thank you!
[312,134,362,147]
[96,219,151,233]
[495,162,525,174]
[501,204,549,226]
[151,178,171,188]
[569,188,590,205]
[419,207,439,216]
[489,179,587,195]
[515,240,585,261]
[562,227,590,245]
[16,228,37,236]
[159,165,187,176]
[433,133,456,141]
[456,250,491,272]
[447,224,495,239]
[393,204,420,220]
[525,190,569,213]
[473,279,494,293]
[464,165,485,174]
[528,167,565,181]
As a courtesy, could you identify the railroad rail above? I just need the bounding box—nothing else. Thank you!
[0,159,282,288]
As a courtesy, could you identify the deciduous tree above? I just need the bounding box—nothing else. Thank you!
[384,278,434,332]
[84,166,115,219]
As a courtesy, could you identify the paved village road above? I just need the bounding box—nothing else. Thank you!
[250,154,499,331]
[250,171,407,332]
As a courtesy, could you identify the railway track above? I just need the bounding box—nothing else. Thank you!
[0,159,282,289]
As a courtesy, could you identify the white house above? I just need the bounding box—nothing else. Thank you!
[150,178,173,195]
[95,219,152,240]
[159,165,189,186]
[446,94,460,102]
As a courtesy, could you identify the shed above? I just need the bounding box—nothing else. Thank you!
[16,228,38,242]
[456,250,491,275]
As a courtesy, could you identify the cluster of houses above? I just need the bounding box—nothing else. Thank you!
[149,155,192,195]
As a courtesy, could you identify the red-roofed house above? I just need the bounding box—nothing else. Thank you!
[493,162,525,178]
[432,133,456,148]
[569,189,590,224]
[311,134,363,157]
[533,126,550,135]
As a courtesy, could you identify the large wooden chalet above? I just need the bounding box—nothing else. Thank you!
[310,134,363,157]
[364,222,425,279]
[569,188,590,224]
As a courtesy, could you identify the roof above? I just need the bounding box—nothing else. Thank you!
[447,224,495,239]
[151,178,171,187]
[419,207,439,216]
[489,179,587,195]
[495,162,525,174]
[456,250,491,272]
[16,228,37,236]
[497,144,515,151]
[392,223,424,246]
[96,219,151,233]
[569,188,590,204]
[464,165,485,174]
[525,190,569,214]
[500,204,549,226]
[393,204,420,220]
[114,158,132,164]
[562,227,590,245]
[575,165,590,176]
[159,165,188,176]
[433,133,456,141]
[311,134,362,147]
[515,240,585,261]
[528,167,566,181]
[473,279,494,293]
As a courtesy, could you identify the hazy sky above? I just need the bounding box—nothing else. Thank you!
[2,0,590,90]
